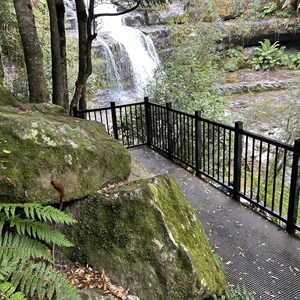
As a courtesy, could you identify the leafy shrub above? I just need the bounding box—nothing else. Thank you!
[281,52,300,69]
[251,39,285,70]
[147,24,228,122]
[0,203,82,300]
[260,2,277,19]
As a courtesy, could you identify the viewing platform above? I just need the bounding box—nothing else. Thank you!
[130,146,300,300]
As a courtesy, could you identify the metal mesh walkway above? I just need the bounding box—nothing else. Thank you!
[130,147,300,300]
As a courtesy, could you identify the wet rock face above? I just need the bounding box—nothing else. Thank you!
[64,175,227,300]
[0,100,131,204]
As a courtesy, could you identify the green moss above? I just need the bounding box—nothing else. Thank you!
[0,86,21,107]
[64,175,226,299]
[0,104,131,204]
[147,176,227,297]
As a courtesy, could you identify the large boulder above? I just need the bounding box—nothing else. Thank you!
[222,18,300,47]
[64,175,227,300]
[0,101,131,204]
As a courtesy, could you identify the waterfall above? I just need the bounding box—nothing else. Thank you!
[94,3,160,104]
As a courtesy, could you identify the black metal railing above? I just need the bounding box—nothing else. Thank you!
[73,97,300,235]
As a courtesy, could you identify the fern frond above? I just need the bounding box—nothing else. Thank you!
[0,258,20,281]
[0,203,76,225]
[4,216,73,247]
[12,262,82,300]
[0,203,80,300]
[0,232,52,262]
[0,282,26,300]
[0,218,5,234]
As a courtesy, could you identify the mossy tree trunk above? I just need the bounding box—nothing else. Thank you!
[13,0,49,103]
[55,0,69,110]
[47,0,64,107]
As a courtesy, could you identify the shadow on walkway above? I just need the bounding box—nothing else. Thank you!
[130,147,300,300]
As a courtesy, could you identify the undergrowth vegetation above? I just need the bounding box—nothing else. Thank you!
[147,24,228,122]
[0,203,81,300]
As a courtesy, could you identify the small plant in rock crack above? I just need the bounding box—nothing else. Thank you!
[251,39,285,70]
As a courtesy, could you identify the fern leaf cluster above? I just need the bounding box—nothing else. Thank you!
[0,203,82,300]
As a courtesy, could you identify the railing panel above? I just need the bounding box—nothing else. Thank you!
[171,110,196,168]
[74,100,299,234]
[150,104,168,153]
[239,132,295,226]
[114,103,147,147]
[198,118,235,189]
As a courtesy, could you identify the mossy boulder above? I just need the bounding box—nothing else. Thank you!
[212,0,244,20]
[0,103,131,204]
[64,175,227,300]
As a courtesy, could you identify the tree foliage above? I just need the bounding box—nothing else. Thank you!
[147,24,227,121]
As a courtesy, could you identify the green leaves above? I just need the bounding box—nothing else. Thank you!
[0,203,77,225]
[147,25,227,122]
[0,203,82,300]
[251,39,285,70]
[251,39,300,70]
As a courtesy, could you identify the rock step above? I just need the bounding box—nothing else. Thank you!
[220,80,294,94]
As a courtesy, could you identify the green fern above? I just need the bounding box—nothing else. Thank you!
[0,203,82,300]
[0,203,76,224]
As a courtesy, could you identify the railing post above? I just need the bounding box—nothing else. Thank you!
[144,97,152,147]
[166,102,173,160]
[287,138,300,234]
[110,101,119,141]
[233,121,243,202]
[195,110,202,176]
[72,106,79,118]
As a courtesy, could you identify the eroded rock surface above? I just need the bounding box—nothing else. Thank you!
[64,175,227,300]
[0,99,131,204]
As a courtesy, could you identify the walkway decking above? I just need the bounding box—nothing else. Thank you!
[130,147,300,300]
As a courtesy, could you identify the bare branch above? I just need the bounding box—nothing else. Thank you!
[93,0,141,18]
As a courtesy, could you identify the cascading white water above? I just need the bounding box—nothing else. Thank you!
[94,3,160,103]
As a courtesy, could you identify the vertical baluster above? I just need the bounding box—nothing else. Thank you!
[217,126,220,181]
[212,124,215,177]
[105,110,110,135]
[207,123,210,175]
[287,139,300,234]
[244,136,248,195]
[233,122,243,202]
[257,140,263,203]
[195,110,201,174]
[264,143,271,207]
[228,130,232,185]
[271,146,279,211]
[223,128,226,184]
[130,106,134,146]
[250,138,255,199]
[279,149,287,216]
[203,122,206,172]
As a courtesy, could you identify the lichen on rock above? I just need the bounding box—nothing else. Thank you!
[64,174,227,300]
[0,101,131,204]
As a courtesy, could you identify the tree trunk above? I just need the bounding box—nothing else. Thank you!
[13,0,49,103]
[56,0,69,109]
[70,0,96,115]
[79,84,87,111]
[0,51,4,85]
[47,0,64,107]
